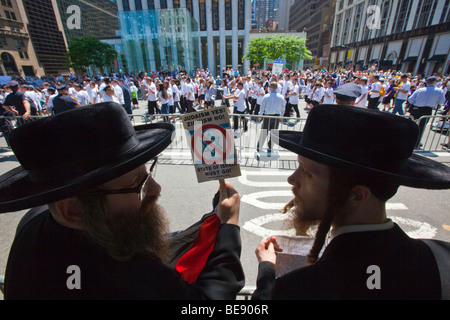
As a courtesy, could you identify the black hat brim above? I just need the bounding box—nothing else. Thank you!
[0,123,174,213]
[276,131,450,190]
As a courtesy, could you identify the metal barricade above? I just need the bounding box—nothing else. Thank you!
[415,115,450,152]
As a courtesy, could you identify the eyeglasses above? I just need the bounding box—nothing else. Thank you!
[85,157,158,201]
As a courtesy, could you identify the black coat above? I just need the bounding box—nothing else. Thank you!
[5,207,245,300]
[253,224,442,300]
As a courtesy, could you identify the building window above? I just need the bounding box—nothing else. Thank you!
[147,0,154,10]
[351,2,364,43]
[173,0,180,9]
[341,8,352,44]
[4,10,10,19]
[394,0,412,33]
[122,0,130,11]
[238,0,245,30]
[185,0,193,14]
[333,13,342,46]
[212,0,219,30]
[376,0,391,38]
[225,0,231,30]
[160,0,167,9]
[0,37,7,45]
[414,0,435,29]
[199,0,206,31]
[135,0,142,10]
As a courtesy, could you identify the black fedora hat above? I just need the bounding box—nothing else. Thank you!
[275,104,450,189]
[0,102,175,213]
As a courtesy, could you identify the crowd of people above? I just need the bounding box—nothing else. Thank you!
[0,66,449,148]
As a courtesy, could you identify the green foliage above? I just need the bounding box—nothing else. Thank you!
[243,34,312,66]
[65,37,118,72]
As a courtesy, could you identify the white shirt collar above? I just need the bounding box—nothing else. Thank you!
[330,219,394,241]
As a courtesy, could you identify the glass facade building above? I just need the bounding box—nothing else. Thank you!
[118,8,200,73]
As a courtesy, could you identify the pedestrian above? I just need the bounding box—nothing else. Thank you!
[2,81,36,126]
[145,78,159,116]
[204,79,216,110]
[285,77,301,118]
[184,77,196,113]
[129,81,139,110]
[0,102,244,299]
[355,76,369,108]
[407,76,446,148]
[120,79,133,116]
[50,84,80,114]
[252,104,450,300]
[224,81,247,136]
[381,79,396,112]
[170,79,183,114]
[158,82,171,123]
[75,84,90,107]
[392,74,411,115]
[322,80,334,104]
[101,85,120,104]
[368,75,382,110]
[257,82,286,156]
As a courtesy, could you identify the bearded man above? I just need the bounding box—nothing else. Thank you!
[253,104,450,300]
[1,102,244,300]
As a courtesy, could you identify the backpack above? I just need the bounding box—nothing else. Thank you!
[380,85,385,97]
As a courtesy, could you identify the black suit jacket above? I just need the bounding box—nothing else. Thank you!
[253,224,442,300]
[5,207,244,300]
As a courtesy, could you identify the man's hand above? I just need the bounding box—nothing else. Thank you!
[216,179,240,225]
[255,236,282,264]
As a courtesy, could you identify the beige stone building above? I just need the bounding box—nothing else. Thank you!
[0,0,44,78]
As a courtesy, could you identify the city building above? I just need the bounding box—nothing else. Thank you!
[288,0,336,70]
[0,0,43,78]
[329,0,450,75]
[116,0,252,76]
[19,0,70,75]
[55,0,119,44]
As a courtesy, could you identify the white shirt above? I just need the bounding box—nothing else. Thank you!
[323,87,334,104]
[158,89,171,105]
[186,83,196,101]
[396,81,411,100]
[356,85,369,108]
[102,94,119,103]
[233,88,246,112]
[76,90,90,106]
[370,81,381,98]
[289,84,300,105]
[171,84,180,102]
[311,86,324,102]
[256,86,265,105]
[259,91,286,116]
[113,84,124,104]
[146,82,157,101]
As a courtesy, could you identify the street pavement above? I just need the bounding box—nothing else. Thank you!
[0,98,449,299]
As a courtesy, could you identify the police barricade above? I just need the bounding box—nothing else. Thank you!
[416,115,450,152]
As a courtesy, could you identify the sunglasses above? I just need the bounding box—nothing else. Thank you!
[85,157,158,201]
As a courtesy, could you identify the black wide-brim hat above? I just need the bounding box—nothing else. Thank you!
[275,104,450,189]
[0,102,175,213]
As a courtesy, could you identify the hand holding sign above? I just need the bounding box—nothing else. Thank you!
[216,179,240,225]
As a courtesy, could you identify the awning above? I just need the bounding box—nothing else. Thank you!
[427,55,446,62]
[402,56,417,63]
[379,60,393,65]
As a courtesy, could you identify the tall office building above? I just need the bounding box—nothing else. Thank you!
[18,0,69,75]
[0,0,43,77]
[289,0,336,69]
[55,0,119,44]
[116,0,251,76]
[329,0,450,75]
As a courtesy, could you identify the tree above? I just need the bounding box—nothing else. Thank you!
[65,37,118,72]
[243,34,312,67]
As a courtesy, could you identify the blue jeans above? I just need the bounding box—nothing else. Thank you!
[161,103,170,122]
[392,98,405,115]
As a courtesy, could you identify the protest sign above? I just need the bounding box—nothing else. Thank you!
[181,106,241,183]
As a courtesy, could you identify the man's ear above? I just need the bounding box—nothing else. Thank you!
[347,185,371,207]
[54,197,84,230]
